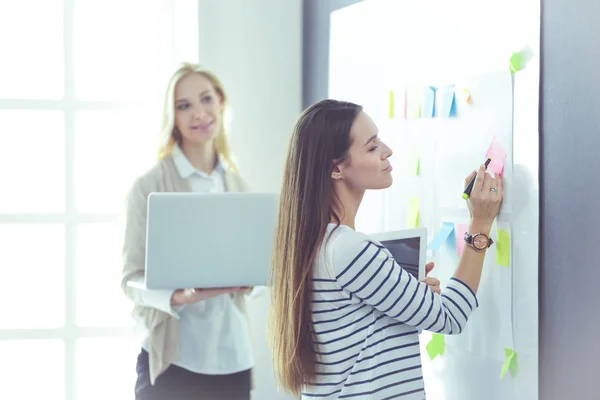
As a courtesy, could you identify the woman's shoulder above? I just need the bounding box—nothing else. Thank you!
[223,169,252,192]
[325,225,380,256]
[128,156,176,197]
[324,226,386,275]
[324,225,382,264]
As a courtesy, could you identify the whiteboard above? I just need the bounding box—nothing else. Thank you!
[329,1,539,399]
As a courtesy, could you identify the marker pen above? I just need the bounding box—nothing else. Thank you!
[462,157,492,200]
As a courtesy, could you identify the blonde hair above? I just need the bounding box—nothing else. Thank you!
[157,62,237,172]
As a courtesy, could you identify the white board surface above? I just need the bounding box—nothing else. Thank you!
[329,1,539,399]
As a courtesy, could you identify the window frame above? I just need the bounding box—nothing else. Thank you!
[0,0,198,398]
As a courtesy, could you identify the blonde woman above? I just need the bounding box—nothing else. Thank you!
[121,63,254,400]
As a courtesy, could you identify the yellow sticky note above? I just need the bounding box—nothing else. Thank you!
[426,334,445,360]
[500,348,518,379]
[388,90,394,119]
[495,229,510,267]
[409,145,420,176]
[408,197,420,228]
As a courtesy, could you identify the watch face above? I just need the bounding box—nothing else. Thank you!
[473,234,489,250]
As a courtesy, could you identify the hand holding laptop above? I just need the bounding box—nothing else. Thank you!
[171,287,251,306]
[420,262,441,295]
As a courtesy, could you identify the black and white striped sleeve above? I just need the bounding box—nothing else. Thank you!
[331,232,479,335]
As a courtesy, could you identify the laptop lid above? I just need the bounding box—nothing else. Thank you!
[144,192,278,290]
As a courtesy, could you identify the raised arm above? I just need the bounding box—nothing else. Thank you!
[333,165,503,335]
[332,233,477,335]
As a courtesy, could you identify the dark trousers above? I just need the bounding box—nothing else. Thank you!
[135,349,251,400]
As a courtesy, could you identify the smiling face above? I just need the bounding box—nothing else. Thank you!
[334,111,394,191]
[173,72,224,147]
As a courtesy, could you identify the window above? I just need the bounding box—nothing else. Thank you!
[0,0,198,398]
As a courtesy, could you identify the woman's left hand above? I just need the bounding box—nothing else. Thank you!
[420,262,441,295]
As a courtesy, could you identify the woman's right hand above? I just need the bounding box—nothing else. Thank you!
[171,287,249,306]
[464,165,503,226]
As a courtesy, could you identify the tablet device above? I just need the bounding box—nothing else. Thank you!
[141,192,278,290]
[370,228,427,280]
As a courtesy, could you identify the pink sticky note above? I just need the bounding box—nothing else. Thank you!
[456,223,469,256]
[485,137,507,175]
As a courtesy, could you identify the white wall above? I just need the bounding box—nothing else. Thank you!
[198,0,302,193]
[197,1,302,399]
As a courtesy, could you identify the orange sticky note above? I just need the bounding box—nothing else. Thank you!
[456,223,468,256]
[462,89,472,103]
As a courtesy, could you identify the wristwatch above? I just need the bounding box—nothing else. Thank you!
[463,231,493,251]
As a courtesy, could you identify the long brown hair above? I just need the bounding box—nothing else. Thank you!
[157,62,237,172]
[269,99,363,394]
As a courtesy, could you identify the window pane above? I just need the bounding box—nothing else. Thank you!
[0,225,65,329]
[0,339,64,399]
[76,223,134,327]
[73,110,157,214]
[73,0,175,102]
[0,0,64,99]
[0,111,65,213]
[76,336,139,400]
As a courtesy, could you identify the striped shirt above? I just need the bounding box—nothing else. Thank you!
[303,224,479,399]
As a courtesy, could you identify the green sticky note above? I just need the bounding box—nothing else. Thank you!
[510,51,523,73]
[500,348,518,379]
[409,145,420,176]
[388,90,394,119]
[495,229,510,267]
[426,334,445,360]
[408,197,420,228]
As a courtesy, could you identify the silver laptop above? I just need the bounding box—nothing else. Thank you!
[142,192,278,290]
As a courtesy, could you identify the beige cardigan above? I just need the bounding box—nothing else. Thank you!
[120,154,253,385]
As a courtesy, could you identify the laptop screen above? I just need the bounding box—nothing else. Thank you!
[379,237,421,279]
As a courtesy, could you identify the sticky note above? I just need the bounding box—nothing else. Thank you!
[388,90,394,119]
[440,85,456,117]
[510,47,533,73]
[485,136,507,175]
[428,222,455,251]
[495,229,510,267]
[406,88,421,119]
[509,52,522,72]
[462,88,472,104]
[456,223,468,256]
[509,51,526,73]
[426,334,445,360]
[500,348,518,379]
[407,197,420,228]
[422,86,436,118]
[409,144,420,176]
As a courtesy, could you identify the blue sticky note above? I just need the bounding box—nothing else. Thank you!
[428,222,455,251]
[441,85,456,117]
[422,86,436,118]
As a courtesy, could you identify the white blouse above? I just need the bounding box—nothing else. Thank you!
[140,144,254,375]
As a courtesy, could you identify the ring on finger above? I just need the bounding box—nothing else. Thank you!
[490,187,497,192]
